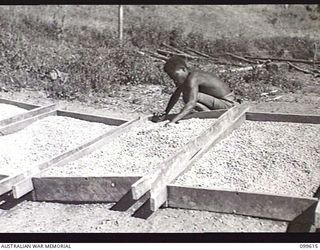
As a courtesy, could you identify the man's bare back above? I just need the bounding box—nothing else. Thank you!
[156,56,236,124]
[182,69,231,102]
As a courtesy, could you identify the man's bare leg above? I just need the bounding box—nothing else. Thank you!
[198,92,233,110]
[194,102,211,112]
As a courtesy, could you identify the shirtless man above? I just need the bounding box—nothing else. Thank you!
[155,56,237,125]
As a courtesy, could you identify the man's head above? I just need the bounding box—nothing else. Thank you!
[164,56,189,86]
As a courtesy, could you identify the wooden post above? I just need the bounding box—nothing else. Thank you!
[118,5,123,46]
[314,43,318,70]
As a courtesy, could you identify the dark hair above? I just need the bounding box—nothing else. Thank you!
[163,56,187,76]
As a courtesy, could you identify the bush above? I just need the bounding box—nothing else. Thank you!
[0,9,316,103]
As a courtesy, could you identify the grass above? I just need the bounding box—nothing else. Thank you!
[0,5,319,102]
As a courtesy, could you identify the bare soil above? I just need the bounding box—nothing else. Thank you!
[1,86,320,119]
[0,201,288,233]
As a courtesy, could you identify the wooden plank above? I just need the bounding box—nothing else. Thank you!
[32,176,141,202]
[0,175,8,180]
[0,104,56,127]
[246,112,320,124]
[0,98,39,110]
[167,185,318,222]
[0,192,32,210]
[57,110,127,126]
[173,110,246,182]
[286,202,317,232]
[11,117,141,198]
[0,110,57,136]
[149,104,249,211]
[152,109,227,122]
[315,201,320,229]
[131,103,249,210]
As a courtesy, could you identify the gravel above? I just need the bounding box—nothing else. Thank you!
[175,120,320,197]
[0,201,288,232]
[0,103,27,121]
[0,116,114,176]
[42,118,216,177]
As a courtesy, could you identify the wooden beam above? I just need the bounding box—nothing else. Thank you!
[3,117,141,198]
[167,185,318,222]
[149,109,227,123]
[149,104,249,212]
[56,110,127,126]
[184,110,227,119]
[0,98,39,110]
[315,201,320,229]
[131,104,249,212]
[0,104,56,127]
[173,109,246,182]
[32,176,141,203]
[286,202,317,232]
[246,112,320,124]
[118,5,124,47]
[0,110,57,136]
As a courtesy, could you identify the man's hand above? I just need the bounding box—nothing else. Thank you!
[164,121,174,127]
[151,111,167,123]
[164,120,179,127]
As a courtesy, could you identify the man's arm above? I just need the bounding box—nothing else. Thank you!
[164,87,182,115]
[170,81,198,124]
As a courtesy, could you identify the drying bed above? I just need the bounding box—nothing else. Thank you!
[41,118,217,177]
[0,116,115,176]
[174,120,320,198]
[0,100,318,233]
[0,104,27,120]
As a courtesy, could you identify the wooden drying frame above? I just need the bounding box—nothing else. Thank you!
[0,99,140,202]
[162,110,320,232]
[0,98,56,135]
[27,109,229,204]
[1,98,320,233]
[125,104,250,219]
[10,116,140,199]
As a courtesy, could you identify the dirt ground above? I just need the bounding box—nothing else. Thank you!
[0,88,319,233]
[0,201,288,233]
[1,86,320,120]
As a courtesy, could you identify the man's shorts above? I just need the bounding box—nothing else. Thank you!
[211,91,236,110]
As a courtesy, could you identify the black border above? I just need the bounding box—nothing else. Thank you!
[0,2,319,244]
[0,1,320,5]
[0,233,319,243]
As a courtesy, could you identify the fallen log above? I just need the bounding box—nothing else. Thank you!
[288,62,318,75]
[139,50,168,61]
[219,64,265,73]
[313,43,318,69]
[186,47,218,60]
[157,49,200,60]
[225,53,258,64]
[161,43,188,55]
[244,56,320,65]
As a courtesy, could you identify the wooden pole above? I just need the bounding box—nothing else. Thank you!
[118,5,123,46]
[313,43,318,70]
